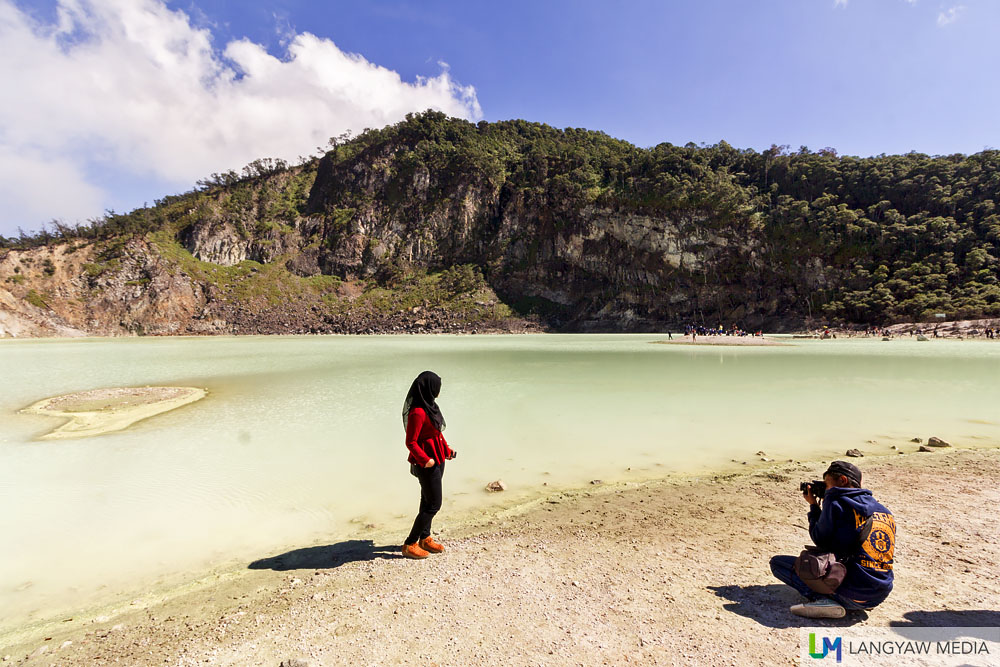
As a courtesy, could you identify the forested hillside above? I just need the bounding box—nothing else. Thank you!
[2,111,998,335]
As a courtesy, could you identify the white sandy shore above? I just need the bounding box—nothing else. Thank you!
[3,446,997,666]
[20,386,206,439]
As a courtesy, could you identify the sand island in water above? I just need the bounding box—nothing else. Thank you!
[21,386,206,439]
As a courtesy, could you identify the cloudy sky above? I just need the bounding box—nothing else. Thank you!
[1,0,997,236]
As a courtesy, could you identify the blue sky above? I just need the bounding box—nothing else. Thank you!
[2,0,998,235]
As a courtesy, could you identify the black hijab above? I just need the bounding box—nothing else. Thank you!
[402,370,446,432]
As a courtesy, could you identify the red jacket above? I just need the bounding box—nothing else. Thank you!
[405,407,453,466]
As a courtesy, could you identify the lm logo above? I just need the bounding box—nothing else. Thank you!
[809,633,843,662]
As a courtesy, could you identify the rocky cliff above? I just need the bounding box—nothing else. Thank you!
[3,112,998,337]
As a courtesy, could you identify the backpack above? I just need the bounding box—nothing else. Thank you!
[794,516,873,594]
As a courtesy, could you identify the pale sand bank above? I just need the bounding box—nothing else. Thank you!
[20,386,206,439]
[654,334,788,346]
[4,447,997,665]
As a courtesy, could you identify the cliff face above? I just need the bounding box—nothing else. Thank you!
[0,240,206,337]
[4,113,997,338]
[0,144,827,337]
[290,145,785,331]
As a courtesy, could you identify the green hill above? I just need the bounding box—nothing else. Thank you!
[2,111,998,335]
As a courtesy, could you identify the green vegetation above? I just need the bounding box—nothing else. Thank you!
[325,265,513,323]
[149,231,340,306]
[25,289,47,309]
[3,112,998,326]
[313,112,1000,324]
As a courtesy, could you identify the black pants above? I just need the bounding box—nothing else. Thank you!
[405,461,444,545]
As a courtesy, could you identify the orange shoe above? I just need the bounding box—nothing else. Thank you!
[402,542,429,559]
[419,536,445,554]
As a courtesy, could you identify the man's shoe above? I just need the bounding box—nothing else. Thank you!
[402,542,429,559]
[790,599,846,619]
[419,536,445,554]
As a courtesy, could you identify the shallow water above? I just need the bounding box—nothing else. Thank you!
[1,334,998,633]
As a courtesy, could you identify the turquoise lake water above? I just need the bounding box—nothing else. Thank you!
[1,334,998,634]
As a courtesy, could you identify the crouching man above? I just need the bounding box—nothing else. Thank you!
[770,460,895,619]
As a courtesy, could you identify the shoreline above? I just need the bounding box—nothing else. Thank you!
[652,334,787,346]
[3,446,998,665]
[3,314,1000,343]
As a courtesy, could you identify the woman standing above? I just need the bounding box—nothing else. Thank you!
[401,371,456,559]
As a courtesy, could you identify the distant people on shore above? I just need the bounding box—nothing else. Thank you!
[678,321,998,340]
[856,323,998,339]
[769,460,895,619]
[401,371,457,559]
[683,323,761,338]
[861,327,894,338]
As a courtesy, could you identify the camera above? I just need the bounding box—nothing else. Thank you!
[800,480,826,499]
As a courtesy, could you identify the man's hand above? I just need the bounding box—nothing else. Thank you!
[803,488,818,506]
[424,459,436,468]
[447,450,457,460]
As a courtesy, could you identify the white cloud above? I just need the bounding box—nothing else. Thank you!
[937,5,965,25]
[0,0,482,233]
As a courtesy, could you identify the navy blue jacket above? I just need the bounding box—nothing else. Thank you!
[808,487,895,607]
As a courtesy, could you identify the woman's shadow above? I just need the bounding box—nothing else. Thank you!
[249,540,404,571]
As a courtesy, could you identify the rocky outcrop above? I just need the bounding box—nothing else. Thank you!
[0,234,537,338]
[180,219,301,267]
[298,150,779,332]
[0,286,88,338]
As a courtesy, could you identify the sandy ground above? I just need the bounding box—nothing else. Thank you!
[3,447,998,666]
[20,387,206,439]
[654,335,787,346]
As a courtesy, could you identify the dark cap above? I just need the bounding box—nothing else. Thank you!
[824,460,862,487]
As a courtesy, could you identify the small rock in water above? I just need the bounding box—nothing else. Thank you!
[910,437,922,443]
[755,451,766,456]
[760,457,773,462]
[890,445,898,450]
[916,334,929,341]
[846,449,864,457]
[918,445,933,452]
[485,480,507,493]
[279,660,311,667]
[927,436,952,448]
[590,479,603,485]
